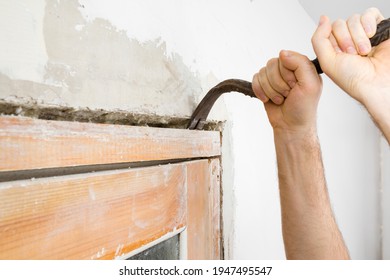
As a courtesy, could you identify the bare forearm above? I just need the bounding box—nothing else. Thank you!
[363,92,390,144]
[274,129,349,259]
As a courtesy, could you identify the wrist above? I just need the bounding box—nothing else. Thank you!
[273,126,318,144]
[361,87,390,109]
[362,89,390,138]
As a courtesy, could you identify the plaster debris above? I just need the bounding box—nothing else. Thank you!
[0,100,223,130]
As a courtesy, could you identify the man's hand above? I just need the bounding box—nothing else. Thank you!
[312,8,389,103]
[312,8,390,141]
[251,50,349,259]
[252,50,322,135]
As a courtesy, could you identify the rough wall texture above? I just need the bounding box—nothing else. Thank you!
[1,0,203,117]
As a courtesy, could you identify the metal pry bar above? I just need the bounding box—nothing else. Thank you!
[187,79,255,130]
[188,18,390,130]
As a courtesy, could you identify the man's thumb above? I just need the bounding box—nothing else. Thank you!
[279,50,317,85]
[311,15,335,74]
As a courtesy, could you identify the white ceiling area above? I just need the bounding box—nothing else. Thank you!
[298,0,389,22]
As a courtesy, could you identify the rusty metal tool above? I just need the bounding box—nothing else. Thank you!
[188,18,390,130]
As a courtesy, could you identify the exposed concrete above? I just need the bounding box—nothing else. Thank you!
[0,100,223,130]
[0,0,207,118]
[0,1,48,83]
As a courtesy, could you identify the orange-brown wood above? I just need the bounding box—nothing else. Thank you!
[0,115,222,260]
[186,159,221,259]
[0,163,187,259]
[0,116,221,172]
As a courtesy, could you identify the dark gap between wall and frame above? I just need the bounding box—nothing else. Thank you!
[0,101,224,181]
[0,100,224,131]
[0,101,223,182]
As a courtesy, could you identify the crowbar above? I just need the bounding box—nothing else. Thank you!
[188,18,390,130]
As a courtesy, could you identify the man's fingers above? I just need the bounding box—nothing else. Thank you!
[330,33,342,53]
[347,14,371,55]
[312,15,336,74]
[361,11,378,37]
[278,56,297,89]
[361,7,385,37]
[252,73,269,103]
[332,19,357,54]
[279,50,319,90]
[266,58,291,97]
[259,67,285,105]
[330,8,385,56]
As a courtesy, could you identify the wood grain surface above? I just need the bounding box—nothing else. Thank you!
[0,163,188,259]
[0,116,221,172]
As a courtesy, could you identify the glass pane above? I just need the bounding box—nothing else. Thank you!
[128,235,180,260]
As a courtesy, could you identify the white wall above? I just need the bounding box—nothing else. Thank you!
[382,138,390,259]
[0,0,386,259]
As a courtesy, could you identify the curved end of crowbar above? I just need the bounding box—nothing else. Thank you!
[187,79,255,130]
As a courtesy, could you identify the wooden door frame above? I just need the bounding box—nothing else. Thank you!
[0,116,222,259]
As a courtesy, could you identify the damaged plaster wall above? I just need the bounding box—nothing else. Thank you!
[0,0,208,117]
[0,0,384,259]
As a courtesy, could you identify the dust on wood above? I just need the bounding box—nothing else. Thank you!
[0,100,223,131]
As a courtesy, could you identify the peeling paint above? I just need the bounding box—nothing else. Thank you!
[88,186,96,201]
[115,243,124,256]
[91,247,106,259]
[0,0,205,118]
